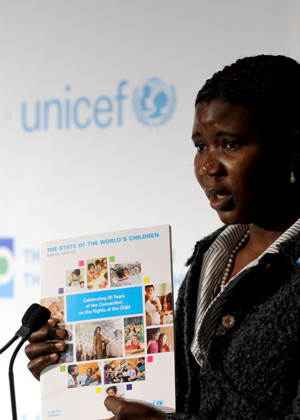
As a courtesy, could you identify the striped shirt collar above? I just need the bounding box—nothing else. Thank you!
[191,218,300,366]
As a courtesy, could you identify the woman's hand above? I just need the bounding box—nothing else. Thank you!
[104,397,165,420]
[25,317,66,381]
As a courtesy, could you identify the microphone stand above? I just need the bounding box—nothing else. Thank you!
[3,304,50,420]
[0,303,40,356]
[8,337,27,420]
[0,336,19,355]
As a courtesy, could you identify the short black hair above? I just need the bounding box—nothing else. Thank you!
[107,386,117,394]
[72,269,80,276]
[68,364,78,374]
[196,55,300,139]
[116,268,124,278]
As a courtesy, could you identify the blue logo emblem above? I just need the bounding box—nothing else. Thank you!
[0,238,15,298]
[133,77,176,126]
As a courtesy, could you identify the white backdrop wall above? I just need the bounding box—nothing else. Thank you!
[0,1,299,419]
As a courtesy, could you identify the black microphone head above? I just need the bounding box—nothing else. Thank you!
[21,303,41,325]
[25,306,51,332]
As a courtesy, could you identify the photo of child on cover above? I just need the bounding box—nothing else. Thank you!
[41,296,64,323]
[65,268,85,293]
[86,257,108,290]
[103,357,145,384]
[67,361,101,388]
[110,262,141,288]
[75,319,123,361]
[60,343,74,364]
[106,384,125,398]
[146,326,173,354]
[145,283,173,326]
[58,324,74,363]
[124,316,145,356]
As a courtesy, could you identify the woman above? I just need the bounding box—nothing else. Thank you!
[25,55,300,419]
[93,326,103,359]
[125,325,141,350]
[160,292,174,325]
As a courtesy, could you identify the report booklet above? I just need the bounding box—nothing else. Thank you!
[40,225,175,419]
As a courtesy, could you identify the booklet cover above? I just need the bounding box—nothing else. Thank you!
[40,225,175,419]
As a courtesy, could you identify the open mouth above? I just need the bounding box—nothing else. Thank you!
[210,194,232,211]
[205,189,233,211]
[216,194,227,200]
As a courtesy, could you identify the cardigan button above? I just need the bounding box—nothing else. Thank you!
[222,315,235,329]
[266,263,271,270]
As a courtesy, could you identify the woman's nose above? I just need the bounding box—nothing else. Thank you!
[199,156,225,176]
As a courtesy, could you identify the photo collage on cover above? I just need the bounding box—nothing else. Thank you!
[41,255,173,392]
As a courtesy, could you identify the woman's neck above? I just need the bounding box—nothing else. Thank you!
[247,214,299,256]
[227,216,299,281]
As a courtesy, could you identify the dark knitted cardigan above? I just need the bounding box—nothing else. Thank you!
[167,227,300,420]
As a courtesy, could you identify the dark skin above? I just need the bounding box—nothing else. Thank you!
[103,397,165,420]
[192,100,300,279]
[25,100,300,418]
[25,317,66,380]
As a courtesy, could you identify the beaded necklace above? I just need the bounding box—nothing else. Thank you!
[220,229,250,291]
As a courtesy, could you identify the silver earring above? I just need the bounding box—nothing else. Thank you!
[290,170,296,184]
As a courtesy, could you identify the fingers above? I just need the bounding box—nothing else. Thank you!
[25,340,66,360]
[104,397,165,420]
[104,397,123,416]
[28,317,66,343]
[28,352,59,379]
[27,353,59,381]
[25,317,67,381]
[25,340,66,380]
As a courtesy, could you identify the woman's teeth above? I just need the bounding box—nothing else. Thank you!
[216,194,226,199]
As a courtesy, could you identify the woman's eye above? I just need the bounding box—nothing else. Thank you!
[224,140,239,150]
[195,143,206,153]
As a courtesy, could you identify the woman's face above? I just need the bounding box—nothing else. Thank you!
[146,287,154,297]
[163,296,170,310]
[96,327,101,334]
[192,100,292,226]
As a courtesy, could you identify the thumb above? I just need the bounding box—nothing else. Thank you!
[104,396,123,415]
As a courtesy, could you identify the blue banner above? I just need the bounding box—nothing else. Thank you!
[66,286,143,322]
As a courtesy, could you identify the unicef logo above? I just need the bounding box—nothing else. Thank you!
[0,239,15,298]
[133,78,176,126]
[0,247,13,284]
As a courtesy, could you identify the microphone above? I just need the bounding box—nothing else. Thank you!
[21,303,41,325]
[16,304,51,340]
[8,304,51,420]
[0,303,46,355]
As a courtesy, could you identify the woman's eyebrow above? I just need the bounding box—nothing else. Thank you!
[191,132,201,140]
[216,131,248,140]
[192,131,248,140]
